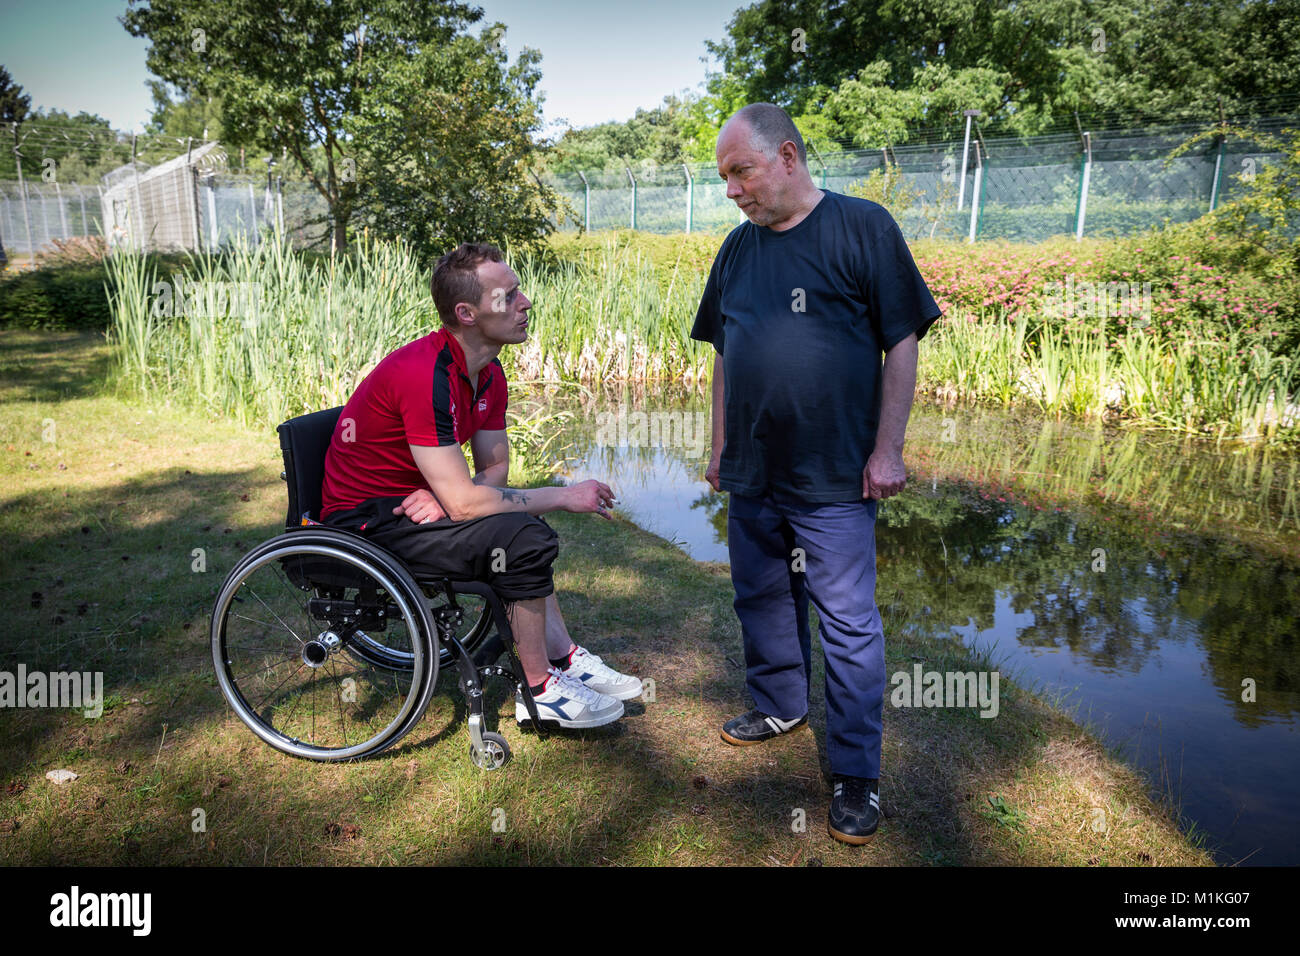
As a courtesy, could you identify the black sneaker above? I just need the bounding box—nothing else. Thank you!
[720,708,807,745]
[828,775,880,845]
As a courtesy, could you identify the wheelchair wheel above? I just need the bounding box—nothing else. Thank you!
[211,530,438,761]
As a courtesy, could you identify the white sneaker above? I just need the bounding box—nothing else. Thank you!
[558,645,643,701]
[516,666,624,728]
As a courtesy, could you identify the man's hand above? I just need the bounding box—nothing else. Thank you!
[863,449,907,499]
[566,479,617,519]
[705,453,722,492]
[393,488,446,524]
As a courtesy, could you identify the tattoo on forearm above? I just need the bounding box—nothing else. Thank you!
[499,487,530,506]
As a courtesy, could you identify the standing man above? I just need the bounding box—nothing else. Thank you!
[322,242,642,728]
[691,104,942,844]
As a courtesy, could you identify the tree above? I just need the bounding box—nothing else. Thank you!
[123,0,551,254]
[547,96,699,173]
[0,65,31,186]
[0,65,30,126]
[145,81,226,144]
[352,31,558,261]
[822,61,1011,146]
[704,0,1300,140]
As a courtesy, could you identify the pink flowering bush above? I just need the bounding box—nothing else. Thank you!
[910,231,1293,350]
[911,237,1101,322]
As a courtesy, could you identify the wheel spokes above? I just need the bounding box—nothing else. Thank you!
[217,546,425,757]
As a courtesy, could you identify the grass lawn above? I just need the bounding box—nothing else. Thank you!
[0,329,1212,866]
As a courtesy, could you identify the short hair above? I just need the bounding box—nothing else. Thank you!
[430,242,505,326]
[732,103,806,166]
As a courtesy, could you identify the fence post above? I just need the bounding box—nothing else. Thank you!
[188,145,203,251]
[958,109,980,211]
[807,141,828,188]
[967,135,983,244]
[193,168,203,250]
[247,181,258,241]
[264,158,275,233]
[39,183,52,248]
[1209,134,1225,212]
[683,163,693,233]
[205,173,219,249]
[1074,130,1092,241]
[276,175,284,237]
[625,166,636,230]
[577,170,589,231]
[12,124,35,257]
[131,133,144,252]
[55,181,69,238]
[170,155,186,249]
[77,187,88,237]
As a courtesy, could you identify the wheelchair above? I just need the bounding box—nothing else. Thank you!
[209,406,548,768]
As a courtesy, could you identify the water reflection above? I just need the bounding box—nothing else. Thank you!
[568,444,727,562]
[539,384,1300,865]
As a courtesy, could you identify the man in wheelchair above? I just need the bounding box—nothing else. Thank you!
[319,242,641,729]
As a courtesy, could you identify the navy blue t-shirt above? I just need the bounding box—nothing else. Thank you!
[690,190,942,502]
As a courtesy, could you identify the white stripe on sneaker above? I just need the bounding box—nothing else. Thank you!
[764,714,802,734]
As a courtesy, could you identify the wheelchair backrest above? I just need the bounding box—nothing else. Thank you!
[277,406,344,529]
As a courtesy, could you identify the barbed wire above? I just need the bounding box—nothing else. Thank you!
[811,93,1300,151]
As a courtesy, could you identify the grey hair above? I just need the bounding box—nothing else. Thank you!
[730,103,807,165]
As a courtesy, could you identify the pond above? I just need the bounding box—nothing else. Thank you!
[534,384,1300,866]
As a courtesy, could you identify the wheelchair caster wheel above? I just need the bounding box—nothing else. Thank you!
[470,731,510,770]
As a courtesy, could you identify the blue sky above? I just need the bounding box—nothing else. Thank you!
[0,0,742,134]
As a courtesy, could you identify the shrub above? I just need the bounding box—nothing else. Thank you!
[0,261,111,330]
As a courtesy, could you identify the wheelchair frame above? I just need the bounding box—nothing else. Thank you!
[209,406,547,768]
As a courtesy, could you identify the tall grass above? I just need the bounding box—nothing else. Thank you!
[920,313,1299,442]
[511,239,711,383]
[105,233,430,426]
[103,233,1298,445]
[103,234,712,480]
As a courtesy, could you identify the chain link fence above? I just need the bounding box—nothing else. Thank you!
[1,141,329,261]
[0,181,102,257]
[194,171,330,251]
[2,115,1292,261]
[544,115,1298,242]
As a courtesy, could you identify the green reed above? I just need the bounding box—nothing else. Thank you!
[511,238,711,383]
[104,233,1296,445]
[919,312,1297,443]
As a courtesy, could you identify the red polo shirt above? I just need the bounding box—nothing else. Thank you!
[320,329,508,518]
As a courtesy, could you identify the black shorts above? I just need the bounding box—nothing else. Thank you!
[323,496,559,602]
